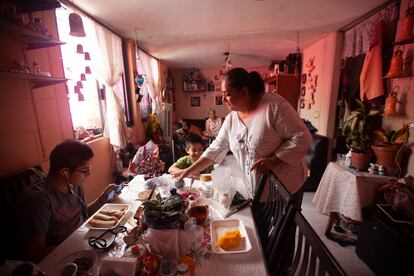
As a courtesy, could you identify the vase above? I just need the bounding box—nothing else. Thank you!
[372,145,402,176]
[351,152,372,171]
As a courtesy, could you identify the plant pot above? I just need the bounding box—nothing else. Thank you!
[351,151,372,171]
[372,145,402,176]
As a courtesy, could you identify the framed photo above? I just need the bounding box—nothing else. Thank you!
[301,74,307,84]
[301,86,306,96]
[299,99,305,109]
[215,95,223,105]
[190,96,200,107]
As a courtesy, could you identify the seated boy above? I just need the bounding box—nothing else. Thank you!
[168,134,213,176]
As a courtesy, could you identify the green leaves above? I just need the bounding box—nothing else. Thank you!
[341,100,382,153]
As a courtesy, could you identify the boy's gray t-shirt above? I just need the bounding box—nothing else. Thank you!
[15,179,86,247]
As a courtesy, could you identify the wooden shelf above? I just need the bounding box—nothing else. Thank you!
[384,74,413,79]
[393,38,414,46]
[0,19,65,50]
[13,0,61,13]
[0,70,67,88]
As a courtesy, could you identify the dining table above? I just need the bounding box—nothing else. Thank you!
[38,174,268,275]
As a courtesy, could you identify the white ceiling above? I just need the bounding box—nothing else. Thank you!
[68,0,388,69]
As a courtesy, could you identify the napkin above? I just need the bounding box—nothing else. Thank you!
[145,228,180,260]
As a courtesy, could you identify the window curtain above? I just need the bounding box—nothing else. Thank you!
[83,17,128,149]
[342,2,399,59]
[137,49,161,116]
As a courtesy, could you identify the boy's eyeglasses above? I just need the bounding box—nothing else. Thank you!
[74,166,92,175]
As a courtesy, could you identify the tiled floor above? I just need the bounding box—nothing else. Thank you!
[301,192,375,276]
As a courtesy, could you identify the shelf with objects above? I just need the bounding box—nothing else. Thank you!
[182,68,206,92]
[0,19,65,50]
[0,69,67,89]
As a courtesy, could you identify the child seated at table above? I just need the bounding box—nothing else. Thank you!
[168,134,213,177]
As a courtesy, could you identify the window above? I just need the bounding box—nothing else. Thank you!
[56,8,126,141]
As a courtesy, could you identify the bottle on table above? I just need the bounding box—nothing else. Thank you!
[177,263,190,276]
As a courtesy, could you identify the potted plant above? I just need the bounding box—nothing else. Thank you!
[372,124,409,176]
[342,100,382,170]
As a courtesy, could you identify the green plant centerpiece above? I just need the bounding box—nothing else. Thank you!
[342,100,382,170]
[371,124,409,176]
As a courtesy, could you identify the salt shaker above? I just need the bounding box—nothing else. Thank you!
[188,195,196,209]
[368,163,376,175]
[177,263,190,276]
[378,165,384,176]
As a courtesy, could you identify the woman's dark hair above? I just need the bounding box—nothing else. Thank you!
[49,139,94,174]
[225,67,265,95]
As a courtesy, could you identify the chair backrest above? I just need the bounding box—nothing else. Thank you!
[0,166,44,261]
[252,172,301,273]
[284,208,347,276]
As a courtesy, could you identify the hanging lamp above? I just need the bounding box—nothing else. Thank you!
[69,10,86,37]
[78,92,85,101]
[80,73,86,81]
[76,80,83,88]
[76,44,84,54]
[84,52,91,60]
[85,66,91,74]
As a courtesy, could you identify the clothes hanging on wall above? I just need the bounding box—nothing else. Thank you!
[360,20,385,101]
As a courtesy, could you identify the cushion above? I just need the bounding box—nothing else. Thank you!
[188,124,204,138]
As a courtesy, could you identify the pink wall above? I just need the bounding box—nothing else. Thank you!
[298,32,343,159]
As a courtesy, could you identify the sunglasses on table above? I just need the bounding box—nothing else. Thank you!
[88,226,127,249]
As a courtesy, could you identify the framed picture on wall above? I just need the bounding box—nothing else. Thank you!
[190,96,200,107]
[215,95,223,105]
[301,74,306,84]
[301,86,306,96]
[299,99,305,109]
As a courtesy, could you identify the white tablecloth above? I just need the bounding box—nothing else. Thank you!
[39,175,268,276]
[313,162,394,221]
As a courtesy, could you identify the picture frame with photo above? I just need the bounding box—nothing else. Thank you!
[190,96,200,107]
[215,95,223,105]
[301,86,306,96]
[299,99,305,109]
[301,74,307,84]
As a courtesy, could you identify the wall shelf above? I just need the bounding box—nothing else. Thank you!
[0,70,67,88]
[393,38,414,46]
[0,19,65,50]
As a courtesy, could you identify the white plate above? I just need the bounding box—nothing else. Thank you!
[210,218,252,254]
[85,203,130,229]
[51,250,97,276]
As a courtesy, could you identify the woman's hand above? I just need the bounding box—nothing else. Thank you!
[170,168,191,182]
[251,156,282,174]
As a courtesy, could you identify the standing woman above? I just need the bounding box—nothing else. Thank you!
[172,67,312,198]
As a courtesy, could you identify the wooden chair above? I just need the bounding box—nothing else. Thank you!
[281,208,347,276]
[251,172,301,274]
[0,166,44,261]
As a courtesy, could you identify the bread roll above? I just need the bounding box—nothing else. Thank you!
[93,213,117,221]
[88,218,117,228]
[100,209,125,219]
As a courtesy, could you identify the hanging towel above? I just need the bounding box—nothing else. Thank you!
[360,20,385,101]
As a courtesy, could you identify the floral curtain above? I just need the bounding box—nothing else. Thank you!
[83,16,128,149]
[137,49,161,116]
[342,2,399,59]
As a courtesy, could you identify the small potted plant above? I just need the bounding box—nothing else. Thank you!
[342,100,382,170]
[372,124,409,176]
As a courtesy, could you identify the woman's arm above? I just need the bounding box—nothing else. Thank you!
[171,157,214,181]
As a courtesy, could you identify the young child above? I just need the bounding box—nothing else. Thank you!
[168,134,213,176]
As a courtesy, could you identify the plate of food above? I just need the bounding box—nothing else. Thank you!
[210,219,251,254]
[86,203,130,229]
[51,250,97,276]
